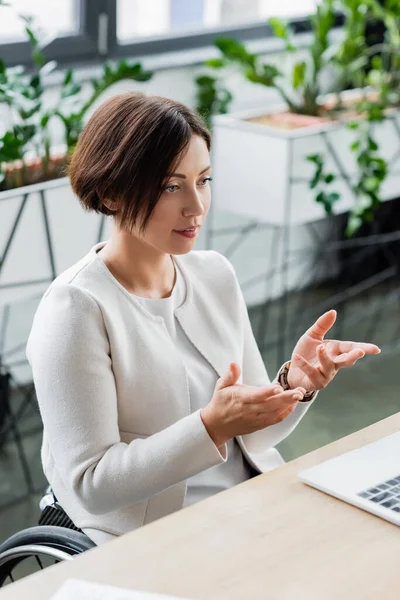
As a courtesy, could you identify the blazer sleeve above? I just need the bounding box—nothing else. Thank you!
[216,252,315,457]
[26,283,227,516]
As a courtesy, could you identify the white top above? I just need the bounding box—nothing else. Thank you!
[133,260,255,508]
[26,243,315,543]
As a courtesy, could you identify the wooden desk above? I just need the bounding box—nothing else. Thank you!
[2,413,400,600]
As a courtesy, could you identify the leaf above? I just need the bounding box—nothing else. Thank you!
[368,105,384,122]
[315,190,339,215]
[350,140,360,152]
[247,64,281,86]
[346,214,363,237]
[19,101,41,119]
[310,160,323,189]
[324,173,335,184]
[29,74,41,90]
[292,61,306,89]
[0,131,24,161]
[215,37,255,67]
[316,190,328,206]
[32,47,45,68]
[306,153,322,164]
[40,112,51,128]
[105,60,152,83]
[268,17,289,40]
[371,56,382,70]
[328,192,340,204]
[205,58,225,69]
[25,26,38,47]
[367,136,378,151]
[61,72,82,99]
[63,69,73,87]
[13,124,36,144]
[347,121,359,130]
[195,75,216,87]
[131,68,152,82]
[103,62,113,80]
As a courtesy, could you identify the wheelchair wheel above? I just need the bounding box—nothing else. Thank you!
[0,526,96,587]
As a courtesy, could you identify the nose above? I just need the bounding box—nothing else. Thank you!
[182,188,206,218]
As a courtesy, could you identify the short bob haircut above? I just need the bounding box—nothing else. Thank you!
[69,92,211,232]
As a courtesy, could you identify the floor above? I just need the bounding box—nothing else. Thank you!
[0,273,399,546]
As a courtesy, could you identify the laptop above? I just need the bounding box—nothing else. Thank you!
[298,431,400,526]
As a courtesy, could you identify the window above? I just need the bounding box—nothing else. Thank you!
[117,0,320,43]
[0,0,80,43]
[0,0,332,68]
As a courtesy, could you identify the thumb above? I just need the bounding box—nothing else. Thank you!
[215,362,241,391]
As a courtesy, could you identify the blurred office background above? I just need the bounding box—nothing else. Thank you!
[0,0,399,544]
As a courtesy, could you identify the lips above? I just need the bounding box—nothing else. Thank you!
[175,226,199,232]
[173,226,199,239]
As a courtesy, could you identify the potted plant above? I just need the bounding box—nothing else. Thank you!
[0,5,153,311]
[0,10,153,193]
[197,0,400,235]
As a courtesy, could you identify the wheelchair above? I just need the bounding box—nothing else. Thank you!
[0,488,96,587]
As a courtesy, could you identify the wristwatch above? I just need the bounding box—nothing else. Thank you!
[277,361,316,403]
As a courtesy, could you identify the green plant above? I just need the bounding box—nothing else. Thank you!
[307,0,394,236]
[210,0,396,237]
[345,109,388,236]
[195,74,233,129]
[306,153,339,215]
[198,0,337,118]
[0,6,153,191]
[364,0,400,106]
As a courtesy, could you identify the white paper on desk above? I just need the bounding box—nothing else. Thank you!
[50,579,191,600]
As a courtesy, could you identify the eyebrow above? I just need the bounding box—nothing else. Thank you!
[169,165,212,179]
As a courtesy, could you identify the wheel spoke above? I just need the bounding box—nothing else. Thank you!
[35,555,44,570]
[8,572,14,583]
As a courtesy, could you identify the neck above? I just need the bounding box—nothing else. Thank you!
[98,226,176,299]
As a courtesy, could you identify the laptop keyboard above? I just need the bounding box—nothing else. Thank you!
[358,475,400,513]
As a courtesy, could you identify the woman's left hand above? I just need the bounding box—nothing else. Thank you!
[287,310,381,392]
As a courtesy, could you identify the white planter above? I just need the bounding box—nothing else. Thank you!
[0,177,115,308]
[212,91,400,226]
[0,177,114,381]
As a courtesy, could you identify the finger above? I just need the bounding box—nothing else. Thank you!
[327,340,381,355]
[247,385,284,403]
[266,388,306,407]
[306,309,337,341]
[317,344,336,377]
[251,388,304,410]
[216,362,241,390]
[346,342,381,355]
[293,353,325,388]
[334,349,365,367]
[253,383,307,397]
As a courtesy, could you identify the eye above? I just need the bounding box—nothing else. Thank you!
[164,184,180,193]
[198,176,213,186]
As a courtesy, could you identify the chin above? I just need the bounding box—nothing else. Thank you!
[169,240,197,255]
[171,245,196,256]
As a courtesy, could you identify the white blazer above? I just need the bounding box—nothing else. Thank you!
[26,243,314,537]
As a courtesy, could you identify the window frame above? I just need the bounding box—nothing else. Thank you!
[0,0,344,69]
[1,0,101,67]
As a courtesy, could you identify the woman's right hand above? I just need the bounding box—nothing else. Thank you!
[200,362,306,449]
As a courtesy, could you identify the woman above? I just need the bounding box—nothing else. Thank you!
[26,92,381,546]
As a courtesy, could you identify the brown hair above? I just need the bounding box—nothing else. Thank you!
[69,92,211,232]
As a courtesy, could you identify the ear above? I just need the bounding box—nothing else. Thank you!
[102,197,120,212]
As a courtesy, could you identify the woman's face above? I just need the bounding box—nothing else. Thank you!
[135,134,212,255]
